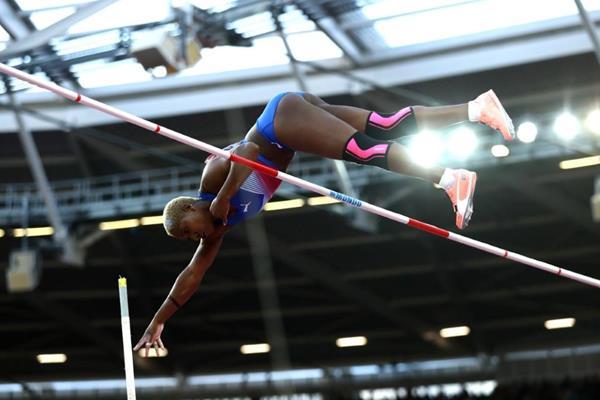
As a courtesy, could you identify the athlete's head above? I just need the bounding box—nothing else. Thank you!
[163,196,215,241]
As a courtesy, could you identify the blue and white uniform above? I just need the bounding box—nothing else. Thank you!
[199,141,283,226]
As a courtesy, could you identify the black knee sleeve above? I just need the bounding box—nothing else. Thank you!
[342,132,392,170]
[365,107,418,140]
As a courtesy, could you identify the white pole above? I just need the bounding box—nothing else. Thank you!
[118,277,137,400]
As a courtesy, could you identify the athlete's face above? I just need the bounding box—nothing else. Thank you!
[177,205,215,242]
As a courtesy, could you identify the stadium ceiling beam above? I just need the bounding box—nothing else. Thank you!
[1,17,598,132]
[574,0,600,66]
[0,0,31,39]
[0,0,119,59]
[293,0,363,65]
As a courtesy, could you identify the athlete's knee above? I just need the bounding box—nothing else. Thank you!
[302,92,328,107]
[342,132,392,169]
[366,107,418,140]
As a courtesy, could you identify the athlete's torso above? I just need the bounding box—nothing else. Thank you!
[199,133,293,226]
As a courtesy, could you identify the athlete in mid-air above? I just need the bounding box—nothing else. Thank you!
[134,90,514,355]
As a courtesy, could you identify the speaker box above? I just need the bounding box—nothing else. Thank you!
[6,250,41,292]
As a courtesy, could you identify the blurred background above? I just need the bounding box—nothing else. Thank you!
[0,0,600,399]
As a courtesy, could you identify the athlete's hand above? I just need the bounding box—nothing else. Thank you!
[133,321,165,357]
[209,199,229,226]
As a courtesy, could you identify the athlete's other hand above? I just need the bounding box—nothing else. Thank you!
[209,199,229,226]
[133,321,165,357]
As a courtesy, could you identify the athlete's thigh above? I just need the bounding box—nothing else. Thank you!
[274,94,355,159]
[302,93,370,133]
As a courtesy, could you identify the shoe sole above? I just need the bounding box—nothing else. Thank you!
[457,172,477,229]
[489,91,515,141]
[462,172,477,228]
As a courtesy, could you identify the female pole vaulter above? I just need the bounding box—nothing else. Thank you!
[134,89,514,355]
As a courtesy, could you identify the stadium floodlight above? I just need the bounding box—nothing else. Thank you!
[585,109,600,136]
[491,144,509,158]
[544,318,575,330]
[240,343,270,354]
[447,127,478,160]
[517,121,538,143]
[336,336,367,347]
[409,130,444,167]
[37,354,67,364]
[553,112,580,141]
[99,219,140,231]
[263,199,304,211]
[440,326,470,338]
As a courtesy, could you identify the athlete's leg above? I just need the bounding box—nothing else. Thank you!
[276,93,477,229]
[302,91,515,141]
[275,93,444,182]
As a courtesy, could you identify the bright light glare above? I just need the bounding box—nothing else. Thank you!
[553,113,580,141]
[447,127,478,160]
[0,229,4,237]
[37,353,67,364]
[585,109,600,135]
[13,226,54,237]
[440,326,470,338]
[99,219,140,231]
[409,130,444,167]
[559,155,600,170]
[544,318,575,330]
[336,336,367,347]
[307,196,340,206]
[151,65,168,79]
[140,215,163,225]
[240,343,270,354]
[264,199,304,211]
[517,121,538,143]
[490,144,509,158]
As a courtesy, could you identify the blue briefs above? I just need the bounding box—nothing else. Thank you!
[255,92,303,150]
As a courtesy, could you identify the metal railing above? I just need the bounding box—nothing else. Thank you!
[0,138,587,226]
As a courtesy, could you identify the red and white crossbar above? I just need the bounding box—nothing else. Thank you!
[1,62,599,289]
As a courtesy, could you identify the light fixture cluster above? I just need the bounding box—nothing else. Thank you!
[0,196,341,237]
[438,318,576,339]
[408,108,600,166]
[239,336,368,355]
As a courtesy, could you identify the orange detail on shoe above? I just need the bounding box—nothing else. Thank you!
[444,169,477,230]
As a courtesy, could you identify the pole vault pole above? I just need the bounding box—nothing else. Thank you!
[1,62,599,289]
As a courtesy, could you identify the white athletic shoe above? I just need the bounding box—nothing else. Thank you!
[442,169,478,230]
[473,90,515,141]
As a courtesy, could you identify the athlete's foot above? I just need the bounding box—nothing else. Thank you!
[441,168,477,230]
[472,89,515,141]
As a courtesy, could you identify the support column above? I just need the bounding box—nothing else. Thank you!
[7,88,67,242]
[574,0,600,65]
[272,6,359,204]
[245,217,293,379]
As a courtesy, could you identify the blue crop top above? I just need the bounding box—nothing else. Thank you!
[198,142,282,226]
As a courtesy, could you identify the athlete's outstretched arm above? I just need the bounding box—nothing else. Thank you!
[133,232,225,356]
[210,142,260,224]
